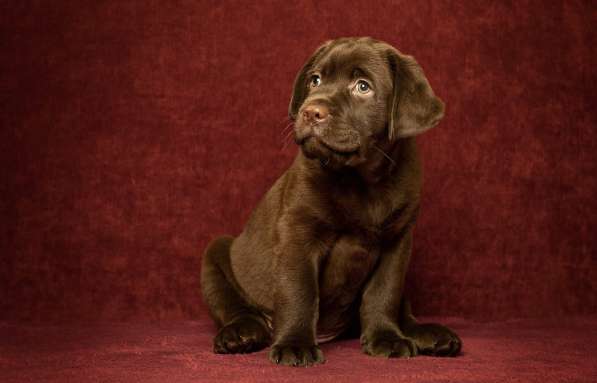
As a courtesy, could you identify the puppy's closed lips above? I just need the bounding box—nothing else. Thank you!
[297,125,360,152]
[317,137,359,155]
[297,133,360,162]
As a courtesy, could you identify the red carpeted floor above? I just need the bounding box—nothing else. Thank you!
[1,317,596,383]
[2,1,596,382]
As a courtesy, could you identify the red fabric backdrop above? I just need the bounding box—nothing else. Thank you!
[1,1,595,323]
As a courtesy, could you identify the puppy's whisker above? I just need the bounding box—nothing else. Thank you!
[373,144,396,167]
[278,117,293,132]
[281,129,294,143]
[281,130,295,151]
[277,115,291,127]
[281,138,292,151]
[279,130,293,145]
[280,122,294,136]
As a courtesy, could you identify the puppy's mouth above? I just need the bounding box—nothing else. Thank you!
[317,137,360,156]
[298,136,359,157]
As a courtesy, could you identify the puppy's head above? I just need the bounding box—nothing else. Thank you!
[290,37,444,168]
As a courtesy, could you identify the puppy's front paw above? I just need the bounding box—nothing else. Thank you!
[268,344,325,367]
[361,330,417,358]
[403,323,462,357]
[213,316,271,354]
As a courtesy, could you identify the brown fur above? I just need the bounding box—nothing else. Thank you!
[201,37,461,366]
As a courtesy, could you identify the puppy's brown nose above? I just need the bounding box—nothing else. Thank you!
[302,104,329,123]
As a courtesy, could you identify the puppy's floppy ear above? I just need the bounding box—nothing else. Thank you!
[288,40,333,120]
[387,48,445,140]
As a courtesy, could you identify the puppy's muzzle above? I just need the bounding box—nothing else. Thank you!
[296,102,360,155]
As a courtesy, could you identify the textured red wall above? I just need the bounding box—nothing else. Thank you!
[1,1,595,322]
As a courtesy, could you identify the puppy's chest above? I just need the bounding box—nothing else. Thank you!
[317,192,408,293]
[319,235,379,308]
[331,192,402,236]
[316,233,379,339]
[316,193,409,339]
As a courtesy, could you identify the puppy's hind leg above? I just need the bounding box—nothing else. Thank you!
[201,236,271,354]
[399,298,462,357]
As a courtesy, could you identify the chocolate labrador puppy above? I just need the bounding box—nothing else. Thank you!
[201,37,461,366]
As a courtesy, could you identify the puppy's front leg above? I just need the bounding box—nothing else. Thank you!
[360,229,417,358]
[268,216,329,367]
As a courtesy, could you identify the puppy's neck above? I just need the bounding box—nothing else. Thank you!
[300,138,414,185]
[353,138,411,184]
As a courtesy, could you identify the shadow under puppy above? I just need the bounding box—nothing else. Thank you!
[201,37,462,366]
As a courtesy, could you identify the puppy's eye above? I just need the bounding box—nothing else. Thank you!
[310,75,322,88]
[356,80,371,93]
